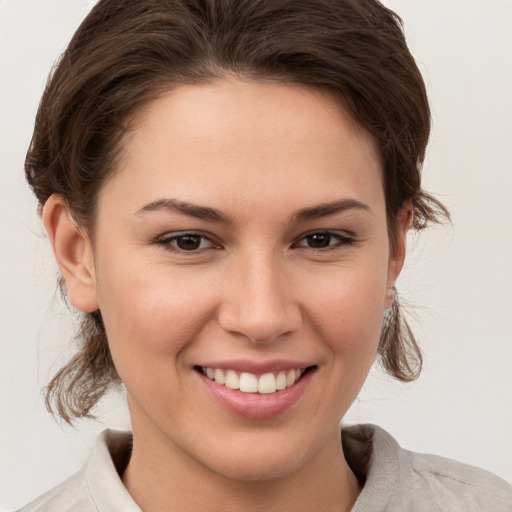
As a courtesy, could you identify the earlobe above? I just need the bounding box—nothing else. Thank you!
[42,194,99,313]
[386,201,414,307]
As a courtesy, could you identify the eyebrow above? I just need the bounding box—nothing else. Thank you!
[291,198,370,222]
[136,198,232,223]
[135,197,370,223]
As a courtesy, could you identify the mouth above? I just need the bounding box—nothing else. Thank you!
[193,363,317,419]
[196,366,313,395]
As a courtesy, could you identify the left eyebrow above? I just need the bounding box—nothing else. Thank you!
[291,199,371,222]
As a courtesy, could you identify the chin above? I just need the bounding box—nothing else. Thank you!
[195,432,316,483]
[210,451,307,483]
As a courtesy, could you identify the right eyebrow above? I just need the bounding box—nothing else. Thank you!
[135,198,233,224]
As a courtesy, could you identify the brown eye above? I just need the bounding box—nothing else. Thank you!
[295,231,354,250]
[305,233,332,248]
[157,232,217,252]
[175,234,202,251]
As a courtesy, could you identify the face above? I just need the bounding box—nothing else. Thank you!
[82,79,407,481]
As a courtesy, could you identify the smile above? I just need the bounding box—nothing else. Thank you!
[201,367,305,394]
[197,364,316,419]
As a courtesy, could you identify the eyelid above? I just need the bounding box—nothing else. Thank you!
[293,230,356,250]
[155,230,221,252]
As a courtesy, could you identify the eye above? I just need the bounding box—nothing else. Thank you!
[294,231,354,250]
[156,232,218,252]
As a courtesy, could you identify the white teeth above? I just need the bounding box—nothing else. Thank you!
[258,373,276,394]
[239,372,258,393]
[225,370,239,390]
[214,369,225,385]
[276,371,287,390]
[202,367,306,394]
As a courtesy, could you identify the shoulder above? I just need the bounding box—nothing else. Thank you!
[16,472,95,512]
[17,429,138,512]
[404,450,512,511]
[343,424,512,512]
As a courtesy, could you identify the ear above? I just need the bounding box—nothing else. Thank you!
[385,201,414,307]
[43,194,99,313]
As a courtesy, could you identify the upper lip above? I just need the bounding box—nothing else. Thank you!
[197,359,314,374]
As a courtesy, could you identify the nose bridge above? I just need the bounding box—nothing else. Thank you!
[218,248,301,343]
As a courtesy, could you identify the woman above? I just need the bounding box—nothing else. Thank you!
[17,0,511,510]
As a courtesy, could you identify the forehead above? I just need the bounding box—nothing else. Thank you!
[102,78,384,216]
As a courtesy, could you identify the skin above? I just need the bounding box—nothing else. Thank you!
[44,78,412,511]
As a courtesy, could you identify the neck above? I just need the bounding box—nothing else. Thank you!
[122,421,361,512]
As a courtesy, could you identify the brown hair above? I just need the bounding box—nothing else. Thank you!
[26,0,448,423]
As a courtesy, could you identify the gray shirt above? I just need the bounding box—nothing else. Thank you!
[18,424,512,511]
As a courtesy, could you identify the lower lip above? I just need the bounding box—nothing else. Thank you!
[197,369,315,420]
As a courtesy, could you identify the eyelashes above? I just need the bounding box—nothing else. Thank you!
[292,231,354,250]
[154,230,355,254]
[155,232,219,252]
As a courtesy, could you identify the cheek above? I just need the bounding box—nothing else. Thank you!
[94,260,218,372]
[303,261,388,359]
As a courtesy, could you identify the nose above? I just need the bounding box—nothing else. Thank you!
[218,252,302,343]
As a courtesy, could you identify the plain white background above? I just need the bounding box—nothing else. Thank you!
[1,0,511,509]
